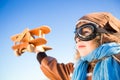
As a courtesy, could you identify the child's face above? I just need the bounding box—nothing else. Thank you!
[75,37,98,57]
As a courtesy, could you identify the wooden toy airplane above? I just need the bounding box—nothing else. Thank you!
[11,25,52,56]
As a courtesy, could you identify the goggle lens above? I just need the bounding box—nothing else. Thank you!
[75,23,98,41]
[78,26,94,37]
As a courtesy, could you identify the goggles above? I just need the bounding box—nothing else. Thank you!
[75,23,107,41]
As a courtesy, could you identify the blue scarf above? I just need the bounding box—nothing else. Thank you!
[72,42,120,80]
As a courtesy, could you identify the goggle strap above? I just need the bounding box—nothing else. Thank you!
[97,28,108,33]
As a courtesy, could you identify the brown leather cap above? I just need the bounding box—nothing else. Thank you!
[76,12,120,43]
[76,12,120,33]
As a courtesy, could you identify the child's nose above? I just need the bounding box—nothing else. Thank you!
[76,37,81,43]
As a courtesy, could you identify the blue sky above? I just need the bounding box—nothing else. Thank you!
[0,0,120,80]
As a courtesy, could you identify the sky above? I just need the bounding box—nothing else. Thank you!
[0,0,120,80]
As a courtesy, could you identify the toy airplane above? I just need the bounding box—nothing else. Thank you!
[11,25,52,56]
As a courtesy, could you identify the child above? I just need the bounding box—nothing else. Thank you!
[29,12,120,80]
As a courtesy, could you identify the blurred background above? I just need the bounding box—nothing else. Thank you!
[0,0,120,80]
